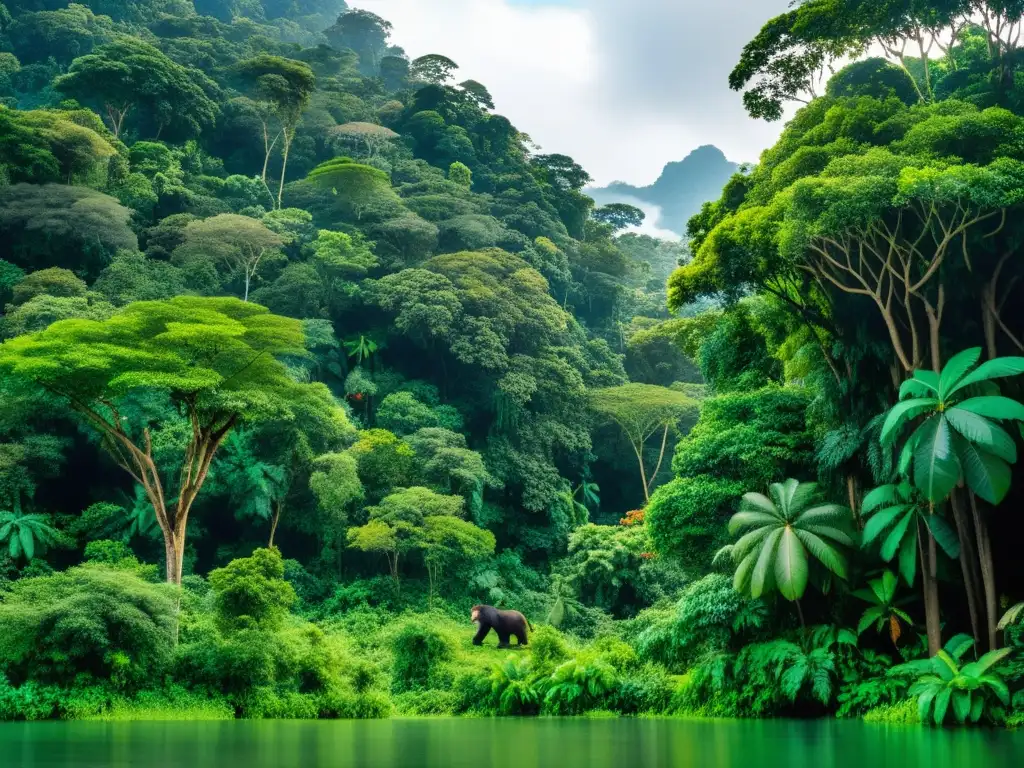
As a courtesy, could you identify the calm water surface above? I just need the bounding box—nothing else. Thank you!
[2,718,1022,768]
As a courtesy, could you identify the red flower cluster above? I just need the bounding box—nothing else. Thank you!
[639,552,655,560]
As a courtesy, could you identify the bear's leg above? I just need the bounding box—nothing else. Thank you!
[514,629,528,646]
[473,624,490,646]
[497,632,510,648]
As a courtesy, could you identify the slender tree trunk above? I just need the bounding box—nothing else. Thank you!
[846,474,861,529]
[277,128,293,210]
[633,440,650,504]
[969,492,999,650]
[268,500,282,548]
[388,552,400,593]
[918,519,942,655]
[794,598,806,630]
[950,491,983,645]
[646,423,671,496]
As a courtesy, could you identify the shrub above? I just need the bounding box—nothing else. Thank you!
[612,663,674,714]
[543,655,618,715]
[389,619,456,692]
[489,657,541,715]
[451,668,494,714]
[0,564,176,690]
[208,548,297,631]
[635,574,763,669]
[528,625,571,675]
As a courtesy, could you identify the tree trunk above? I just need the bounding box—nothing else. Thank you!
[163,530,182,586]
[949,491,983,645]
[794,598,806,630]
[268,500,281,548]
[918,520,942,655]
[277,128,293,210]
[969,492,999,650]
[846,474,861,529]
[646,423,671,497]
[633,441,650,504]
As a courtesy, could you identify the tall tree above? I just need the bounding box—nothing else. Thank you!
[234,56,316,209]
[174,214,285,302]
[0,297,352,584]
[590,383,697,502]
[55,37,218,139]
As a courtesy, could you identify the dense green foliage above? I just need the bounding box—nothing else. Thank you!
[1,0,1024,729]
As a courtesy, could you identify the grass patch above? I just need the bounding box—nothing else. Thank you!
[85,689,234,721]
[862,700,919,726]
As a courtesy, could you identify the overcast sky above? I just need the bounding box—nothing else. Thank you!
[353,0,791,186]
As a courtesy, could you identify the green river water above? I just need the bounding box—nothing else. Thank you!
[2,718,1022,767]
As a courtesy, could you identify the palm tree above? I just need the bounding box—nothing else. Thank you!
[0,506,60,561]
[343,335,380,367]
[718,479,854,626]
[880,347,1024,505]
[880,347,1024,651]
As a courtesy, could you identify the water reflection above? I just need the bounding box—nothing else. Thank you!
[4,717,1023,768]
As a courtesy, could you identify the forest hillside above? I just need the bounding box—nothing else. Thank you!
[0,0,1023,729]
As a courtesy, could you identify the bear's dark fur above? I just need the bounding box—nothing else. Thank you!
[471,604,532,648]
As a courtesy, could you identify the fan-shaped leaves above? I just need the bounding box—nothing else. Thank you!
[722,479,852,602]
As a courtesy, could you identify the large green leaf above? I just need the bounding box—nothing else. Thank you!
[944,406,1017,462]
[19,526,33,561]
[969,694,985,723]
[737,492,776,518]
[938,348,982,400]
[796,503,851,527]
[862,484,899,513]
[881,508,914,561]
[728,510,781,534]
[731,526,774,560]
[879,569,898,602]
[733,550,758,594]
[944,633,975,661]
[951,690,971,724]
[898,528,918,586]
[917,687,937,723]
[793,528,846,578]
[954,396,1024,423]
[961,648,1012,678]
[862,504,906,545]
[751,528,783,598]
[980,675,1010,706]
[775,527,809,600]
[857,606,884,635]
[924,513,961,559]
[933,687,952,725]
[900,371,939,400]
[948,356,1024,395]
[956,438,1012,505]
[912,415,960,503]
[881,398,938,444]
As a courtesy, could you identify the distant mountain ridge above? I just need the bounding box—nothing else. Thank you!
[588,145,739,237]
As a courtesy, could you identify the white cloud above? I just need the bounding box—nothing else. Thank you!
[352,0,789,185]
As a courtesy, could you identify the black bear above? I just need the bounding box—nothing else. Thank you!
[471,604,532,648]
